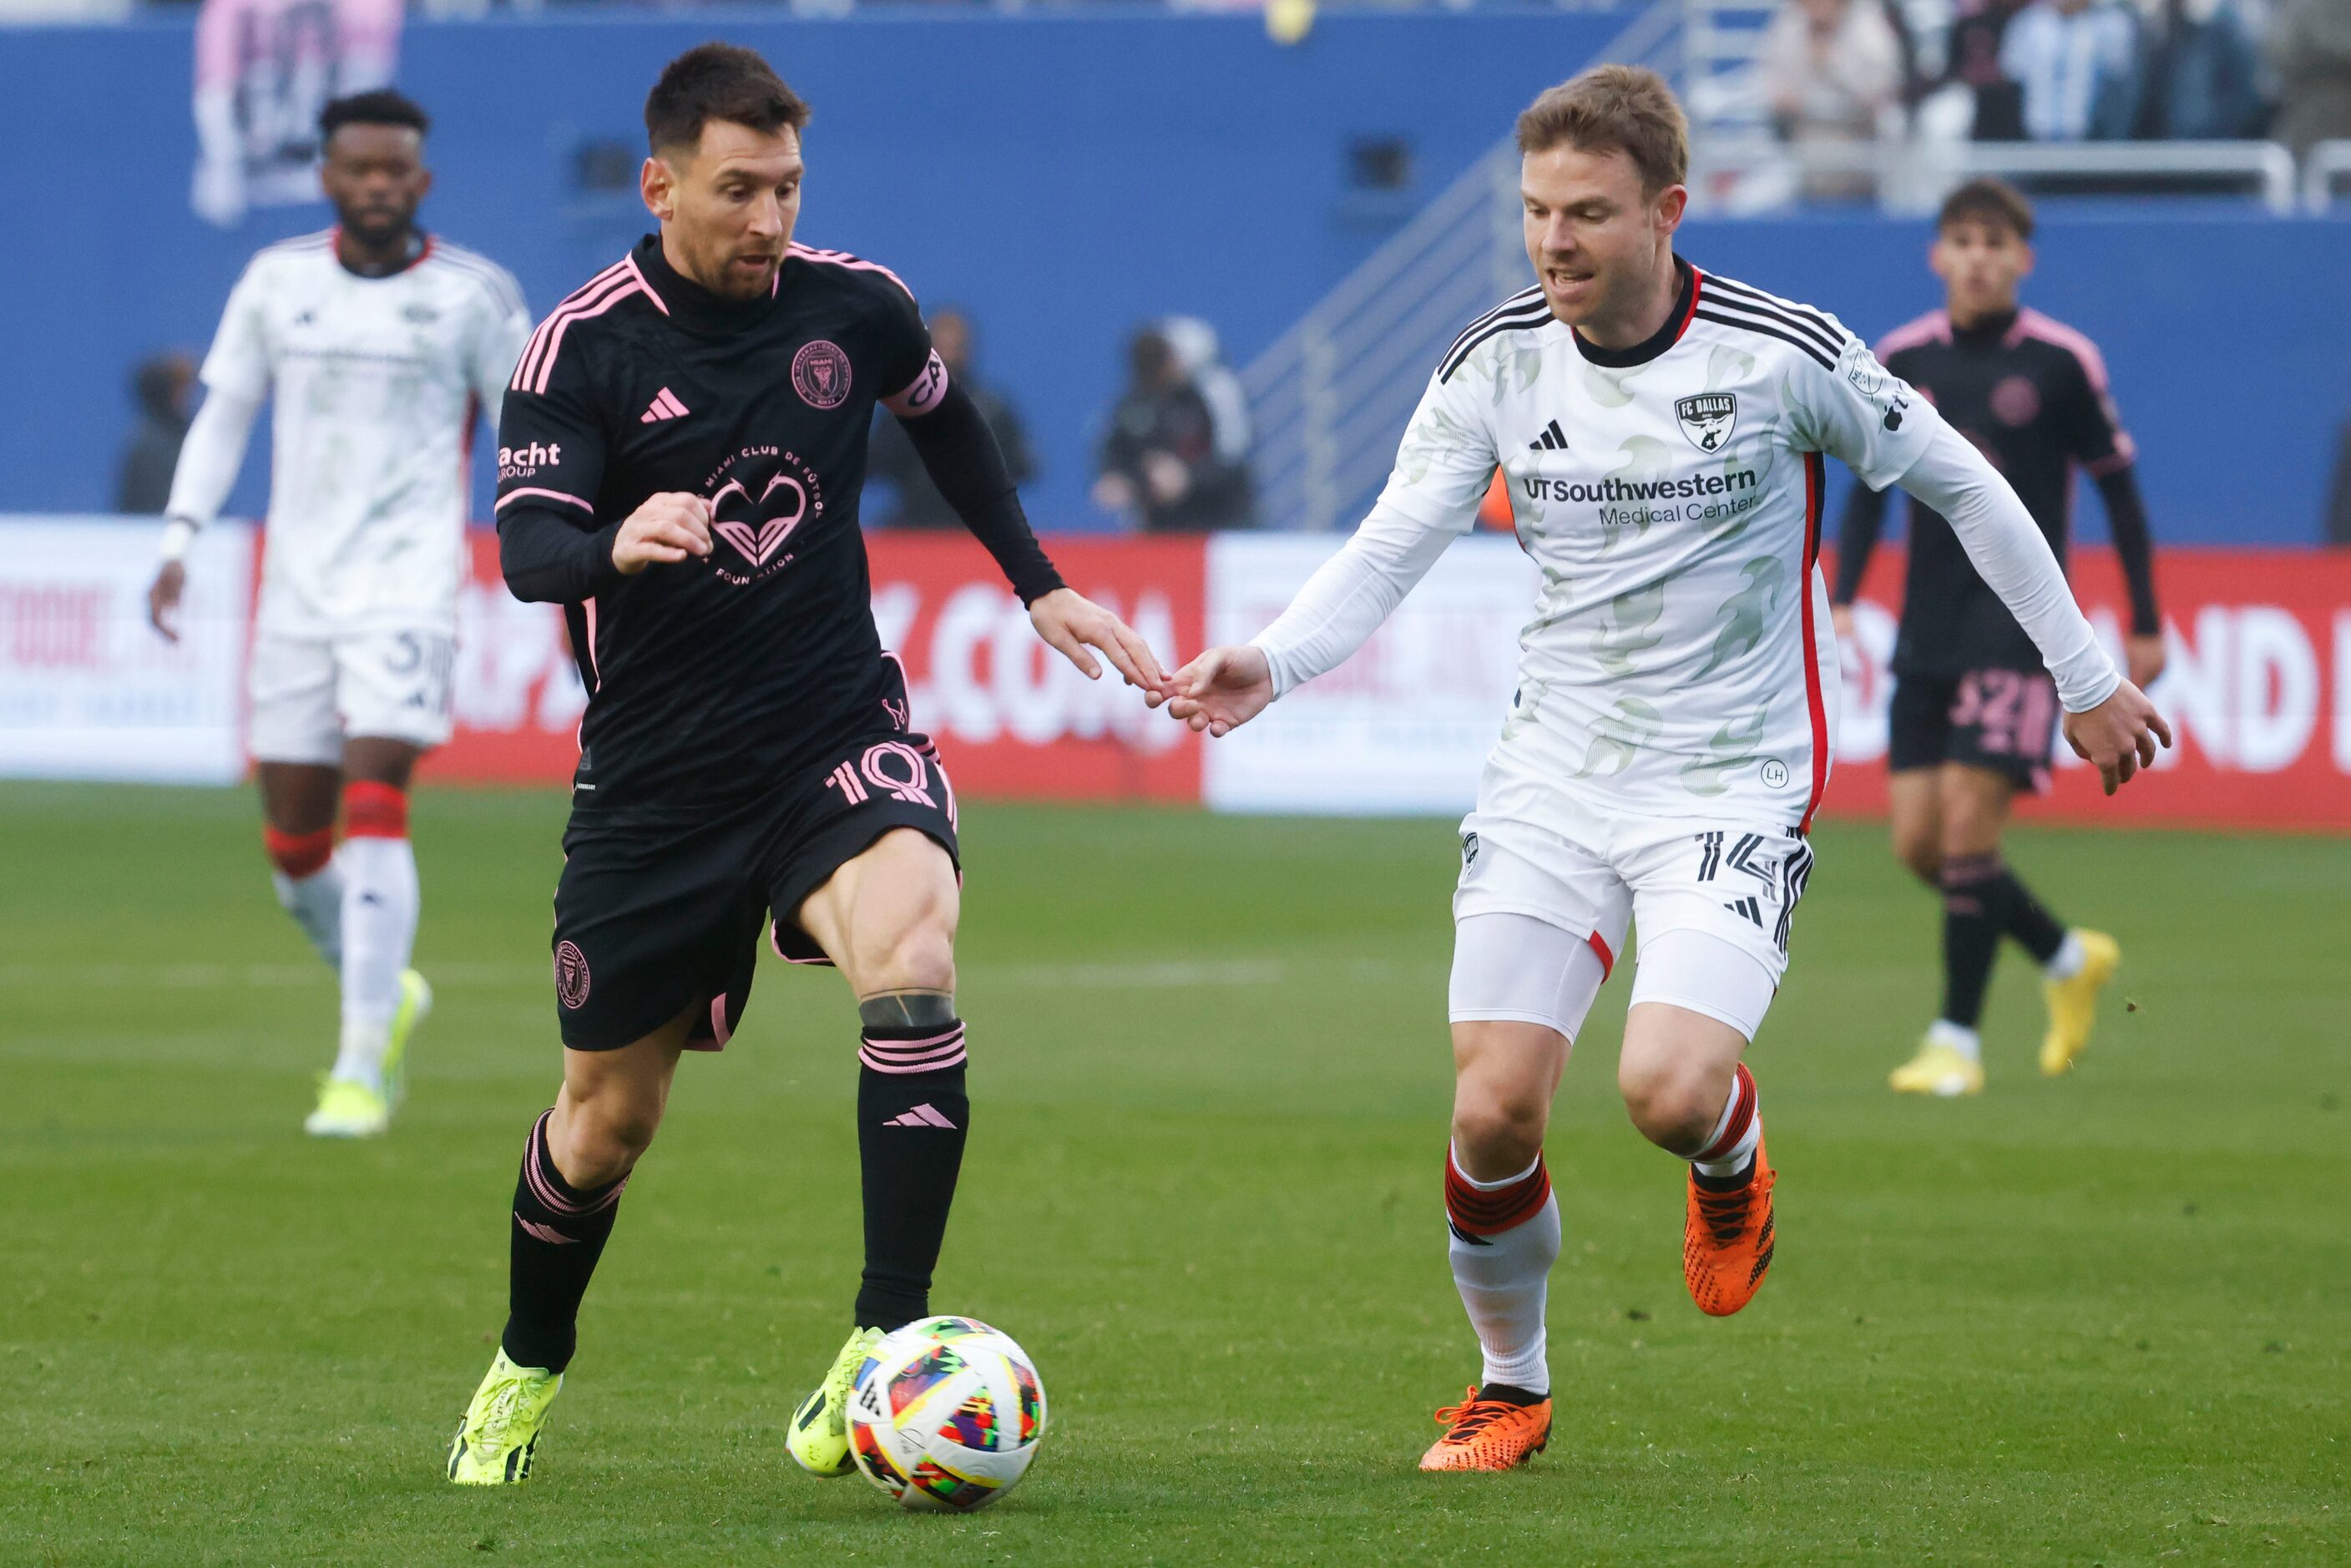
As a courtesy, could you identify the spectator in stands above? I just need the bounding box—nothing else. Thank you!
[2137,0,2270,139]
[1160,316,1253,478]
[2267,0,2351,158]
[867,306,1035,529]
[1759,0,1905,197]
[1947,0,2035,139]
[2000,0,2147,140]
[1093,326,1253,533]
[115,352,196,515]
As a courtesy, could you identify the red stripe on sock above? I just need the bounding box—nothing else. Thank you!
[342,780,408,839]
[1445,1149,1552,1237]
[263,826,335,879]
[1696,1064,1758,1165]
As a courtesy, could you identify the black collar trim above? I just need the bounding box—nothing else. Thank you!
[1571,258,1697,368]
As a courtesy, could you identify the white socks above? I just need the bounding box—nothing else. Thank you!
[1444,1146,1559,1396]
[1926,1018,1983,1063]
[334,834,418,1090]
[271,859,344,969]
[2045,930,2089,981]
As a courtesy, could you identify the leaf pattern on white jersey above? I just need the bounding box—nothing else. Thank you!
[1679,703,1775,797]
[1589,581,1666,679]
[1697,557,1787,679]
[1582,359,1637,408]
[1599,435,1681,553]
[1574,695,1666,779]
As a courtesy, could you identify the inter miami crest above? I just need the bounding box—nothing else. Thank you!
[1675,393,1738,453]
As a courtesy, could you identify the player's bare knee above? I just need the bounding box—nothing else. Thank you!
[555,1097,659,1187]
[1618,1055,1721,1153]
[1450,1065,1550,1174]
[857,922,956,999]
[1893,825,1942,884]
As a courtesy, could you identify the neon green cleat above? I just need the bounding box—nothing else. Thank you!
[304,1075,390,1138]
[786,1325,884,1478]
[384,968,432,1107]
[447,1348,564,1485]
[2040,931,2120,1077]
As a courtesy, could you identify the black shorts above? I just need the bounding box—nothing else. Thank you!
[549,683,958,1052]
[1888,666,2060,793]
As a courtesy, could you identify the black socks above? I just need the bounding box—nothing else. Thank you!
[502,1109,626,1374]
[854,998,970,1332]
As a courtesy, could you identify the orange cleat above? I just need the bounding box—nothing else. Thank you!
[1417,1387,1552,1472]
[1682,1135,1777,1317]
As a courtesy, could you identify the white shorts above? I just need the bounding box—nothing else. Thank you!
[247,628,456,766]
[1450,784,1814,1043]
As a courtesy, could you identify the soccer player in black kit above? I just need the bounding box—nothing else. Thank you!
[1831,180,2164,1099]
[446,44,1166,1485]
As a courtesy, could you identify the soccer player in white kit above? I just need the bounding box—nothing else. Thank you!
[1166,68,2170,1470]
[147,90,532,1138]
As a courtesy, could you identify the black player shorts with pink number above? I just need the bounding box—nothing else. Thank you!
[548,668,958,1052]
[1888,666,2061,792]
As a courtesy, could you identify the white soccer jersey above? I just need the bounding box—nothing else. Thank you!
[198,230,532,635]
[1362,264,1932,828]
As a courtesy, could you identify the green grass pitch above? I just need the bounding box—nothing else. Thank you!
[3,782,2345,1565]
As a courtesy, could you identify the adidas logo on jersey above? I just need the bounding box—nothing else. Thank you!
[884,1103,958,1130]
[640,387,690,424]
[1528,419,1568,452]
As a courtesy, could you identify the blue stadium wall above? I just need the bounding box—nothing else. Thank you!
[1,8,2343,541]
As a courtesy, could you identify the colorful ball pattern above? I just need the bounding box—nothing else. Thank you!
[846,1315,1047,1512]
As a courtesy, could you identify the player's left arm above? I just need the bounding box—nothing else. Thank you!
[2060,350,2165,685]
[882,318,1164,695]
[1792,331,2169,794]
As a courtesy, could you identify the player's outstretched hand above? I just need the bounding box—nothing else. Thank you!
[1029,588,1168,695]
[610,493,712,574]
[2062,679,2172,796]
[147,560,187,644]
[1165,645,1274,738]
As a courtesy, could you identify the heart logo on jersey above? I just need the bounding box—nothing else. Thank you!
[1675,393,1738,453]
[710,472,809,567]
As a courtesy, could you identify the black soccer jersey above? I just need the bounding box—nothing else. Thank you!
[493,235,1053,815]
[1835,306,2156,675]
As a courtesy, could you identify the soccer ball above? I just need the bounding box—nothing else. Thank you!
[846,1315,1047,1511]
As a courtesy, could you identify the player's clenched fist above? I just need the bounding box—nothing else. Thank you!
[2061,679,2172,796]
[609,492,713,574]
[1165,645,1275,738]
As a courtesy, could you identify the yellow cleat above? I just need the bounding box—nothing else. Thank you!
[447,1349,563,1485]
[786,1325,884,1478]
[304,1075,390,1138]
[2040,930,2120,1076]
[1888,1040,1984,1098]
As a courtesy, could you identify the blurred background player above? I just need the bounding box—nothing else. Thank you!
[865,306,1036,529]
[444,44,1162,1487]
[1168,68,2167,1473]
[1833,178,2162,1099]
[146,89,532,1138]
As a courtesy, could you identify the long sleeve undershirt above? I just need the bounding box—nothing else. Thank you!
[1254,415,2119,714]
[161,385,262,530]
[1838,460,2160,638]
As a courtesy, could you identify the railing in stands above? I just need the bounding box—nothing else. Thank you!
[1238,1,1681,532]
[1689,135,2302,216]
[2303,140,2351,212]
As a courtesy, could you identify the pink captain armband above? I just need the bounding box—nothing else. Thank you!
[882,349,951,417]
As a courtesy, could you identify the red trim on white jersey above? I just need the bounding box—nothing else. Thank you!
[1797,451,1829,833]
